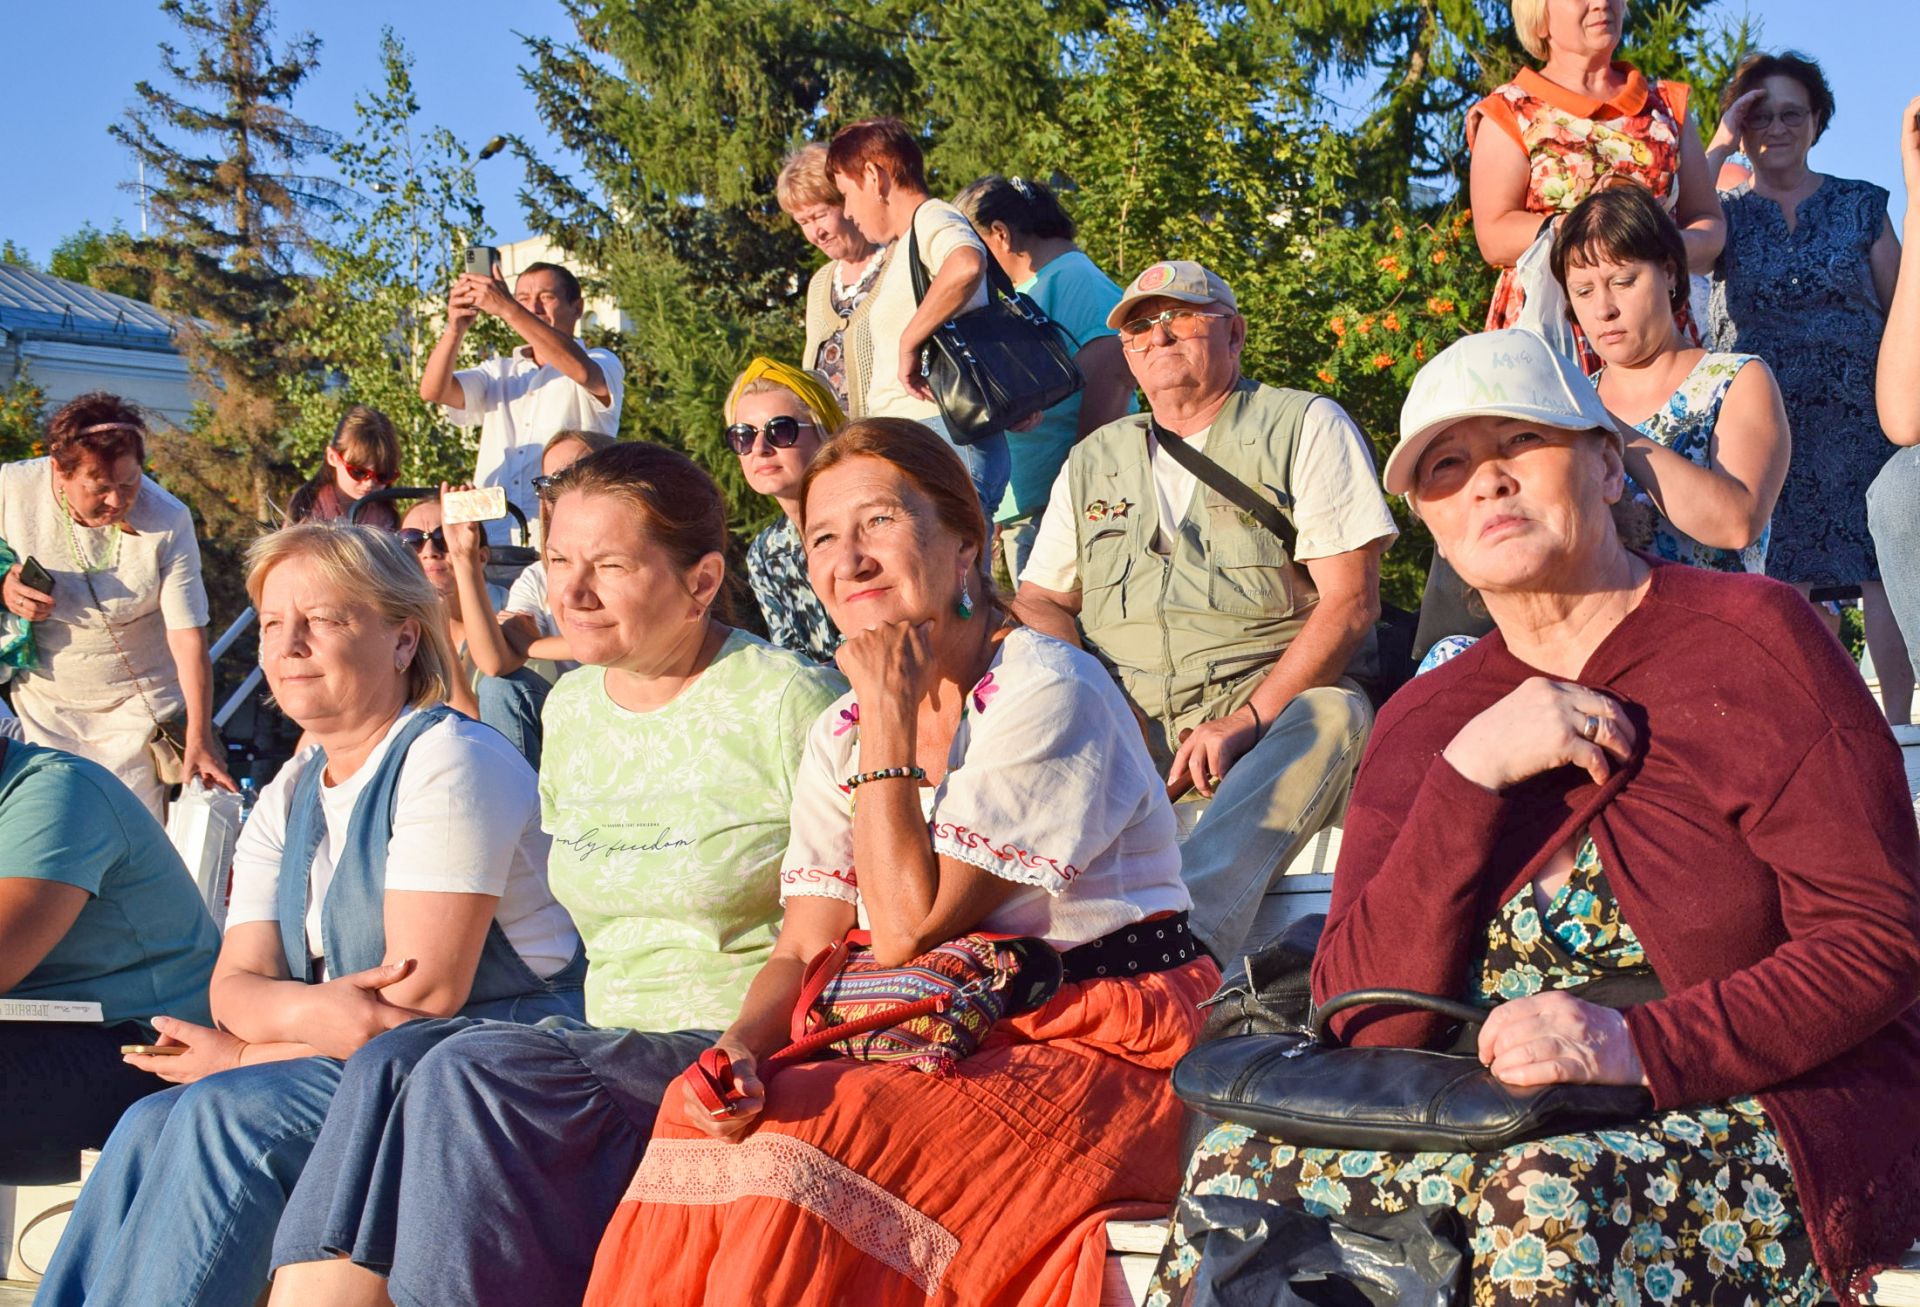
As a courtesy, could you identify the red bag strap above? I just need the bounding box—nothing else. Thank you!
[789,937,855,1043]
[681,1046,745,1119]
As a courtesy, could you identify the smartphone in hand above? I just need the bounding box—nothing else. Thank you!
[119,1044,186,1057]
[464,245,500,280]
[442,486,509,526]
[18,556,54,598]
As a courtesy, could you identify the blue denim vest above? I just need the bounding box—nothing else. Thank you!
[276,705,585,1021]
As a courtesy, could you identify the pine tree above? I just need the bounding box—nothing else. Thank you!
[110,0,345,553]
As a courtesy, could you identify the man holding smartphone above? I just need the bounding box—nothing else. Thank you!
[419,255,625,540]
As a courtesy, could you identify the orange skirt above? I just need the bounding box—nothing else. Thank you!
[584,957,1218,1307]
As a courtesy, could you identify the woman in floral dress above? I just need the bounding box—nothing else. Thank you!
[1467,0,1724,370]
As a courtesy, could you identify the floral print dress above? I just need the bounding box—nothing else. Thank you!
[746,515,840,664]
[1608,352,1769,575]
[1469,65,1701,371]
[1147,837,1822,1307]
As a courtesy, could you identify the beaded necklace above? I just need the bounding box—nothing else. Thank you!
[58,486,123,574]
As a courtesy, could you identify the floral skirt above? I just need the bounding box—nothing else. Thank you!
[1148,1096,1822,1307]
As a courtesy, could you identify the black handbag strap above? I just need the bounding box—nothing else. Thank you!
[906,201,1020,309]
[1149,417,1298,557]
[1310,988,1488,1044]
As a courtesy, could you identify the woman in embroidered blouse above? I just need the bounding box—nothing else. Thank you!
[1706,51,1910,730]
[730,357,845,662]
[36,523,584,1307]
[265,444,843,1307]
[1468,0,1724,367]
[779,143,886,410]
[585,417,1218,1307]
[1553,183,1789,573]
[0,392,231,817]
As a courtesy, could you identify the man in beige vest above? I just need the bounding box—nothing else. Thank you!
[1014,260,1397,964]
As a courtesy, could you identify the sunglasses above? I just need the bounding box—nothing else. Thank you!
[725,416,816,455]
[398,527,448,553]
[1118,309,1230,352]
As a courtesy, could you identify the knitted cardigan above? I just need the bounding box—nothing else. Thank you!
[801,250,889,418]
[1312,560,1920,1302]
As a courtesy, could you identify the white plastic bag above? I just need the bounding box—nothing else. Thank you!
[1512,223,1583,365]
[166,779,244,928]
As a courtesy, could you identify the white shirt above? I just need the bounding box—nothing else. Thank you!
[1019,396,1398,592]
[227,710,579,980]
[857,200,990,422]
[779,628,1189,949]
[503,560,575,677]
[447,344,625,541]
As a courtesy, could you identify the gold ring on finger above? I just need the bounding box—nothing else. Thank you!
[1206,774,1222,787]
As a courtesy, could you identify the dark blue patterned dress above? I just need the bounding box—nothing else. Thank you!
[746,516,839,664]
[1709,177,1893,586]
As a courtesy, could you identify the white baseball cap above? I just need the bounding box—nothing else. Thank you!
[1384,329,1622,495]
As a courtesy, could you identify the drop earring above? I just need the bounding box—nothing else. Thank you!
[955,576,975,620]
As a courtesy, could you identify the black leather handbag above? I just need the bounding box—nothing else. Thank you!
[906,207,1084,446]
[1174,986,1655,1154]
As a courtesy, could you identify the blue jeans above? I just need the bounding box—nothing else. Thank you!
[476,667,552,769]
[1180,683,1372,964]
[271,1017,715,1307]
[35,1055,346,1307]
[1868,446,1920,688]
[921,413,1010,518]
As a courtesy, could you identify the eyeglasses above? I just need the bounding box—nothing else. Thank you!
[532,474,558,498]
[398,527,448,553]
[1748,108,1810,131]
[725,416,816,455]
[1118,309,1230,352]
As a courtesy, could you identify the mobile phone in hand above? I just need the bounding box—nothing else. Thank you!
[120,1044,185,1057]
[464,245,500,279]
[18,556,53,597]
[442,486,509,526]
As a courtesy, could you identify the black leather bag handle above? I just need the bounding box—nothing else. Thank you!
[1309,988,1489,1044]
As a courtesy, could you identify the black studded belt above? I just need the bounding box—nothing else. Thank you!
[1060,910,1200,984]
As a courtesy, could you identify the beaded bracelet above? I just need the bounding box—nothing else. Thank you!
[845,766,927,789]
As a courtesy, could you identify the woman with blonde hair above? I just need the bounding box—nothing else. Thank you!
[1468,0,1724,366]
[778,143,885,409]
[727,357,845,661]
[36,523,584,1307]
[287,406,402,528]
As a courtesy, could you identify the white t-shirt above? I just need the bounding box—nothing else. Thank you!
[503,560,575,678]
[857,200,990,423]
[779,627,1189,949]
[227,709,579,980]
[1019,396,1398,592]
[447,344,625,541]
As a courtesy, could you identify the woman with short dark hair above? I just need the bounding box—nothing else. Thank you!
[1553,184,1791,573]
[953,174,1137,579]
[0,391,230,815]
[1707,49,1909,727]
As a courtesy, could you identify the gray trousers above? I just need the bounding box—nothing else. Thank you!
[1180,683,1372,964]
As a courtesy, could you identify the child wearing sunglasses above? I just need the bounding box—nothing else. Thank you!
[288,406,402,528]
[727,359,846,663]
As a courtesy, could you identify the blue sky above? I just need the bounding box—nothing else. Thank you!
[2,1,1913,265]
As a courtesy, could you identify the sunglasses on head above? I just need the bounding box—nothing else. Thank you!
[398,527,448,553]
[725,415,815,455]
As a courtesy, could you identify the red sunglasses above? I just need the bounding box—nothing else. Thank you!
[339,459,393,485]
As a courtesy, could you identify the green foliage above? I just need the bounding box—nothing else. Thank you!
[0,375,48,465]
[278,30,512,494]
[0,241,36,269]
[48,223,155,302]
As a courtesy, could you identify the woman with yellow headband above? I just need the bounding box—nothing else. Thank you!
[727,358,846,661]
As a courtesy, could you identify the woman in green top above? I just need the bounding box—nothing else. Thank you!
[267,443,845,1307]
[0,740,219,1183]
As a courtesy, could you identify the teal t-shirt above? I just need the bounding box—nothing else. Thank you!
[1,741,218,1027]
[539,630,846,1030]
[998,249,1134,522]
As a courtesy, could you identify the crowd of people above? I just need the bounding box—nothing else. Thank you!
[2,3,1919,1304]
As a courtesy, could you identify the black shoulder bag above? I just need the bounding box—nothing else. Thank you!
[1150,418,1417,704]
[906,205,1083,446]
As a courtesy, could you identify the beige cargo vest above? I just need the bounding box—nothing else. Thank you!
[1069,379,1319,769]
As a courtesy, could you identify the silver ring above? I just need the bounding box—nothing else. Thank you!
[1581,714,1601,743]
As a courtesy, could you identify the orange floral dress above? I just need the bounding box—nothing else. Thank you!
[1469,63,1700,369]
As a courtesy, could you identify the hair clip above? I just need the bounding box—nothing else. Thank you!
[1009,176,1032,200]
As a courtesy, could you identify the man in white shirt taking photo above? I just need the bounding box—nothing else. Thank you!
[420,259,624,539]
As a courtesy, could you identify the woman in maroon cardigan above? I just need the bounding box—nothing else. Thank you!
[1148,329,1920,1307]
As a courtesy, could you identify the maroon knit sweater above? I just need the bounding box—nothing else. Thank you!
[1311,560,1920,1300]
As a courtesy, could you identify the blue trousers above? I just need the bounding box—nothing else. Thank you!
[1869,445,1920,687]
[921,413,1011,517]
[271,1017,716,1307]
[34,1055,346,1307]
[476,667,552,769]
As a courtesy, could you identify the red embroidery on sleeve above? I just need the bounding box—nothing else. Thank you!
[930,822,1082,885]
